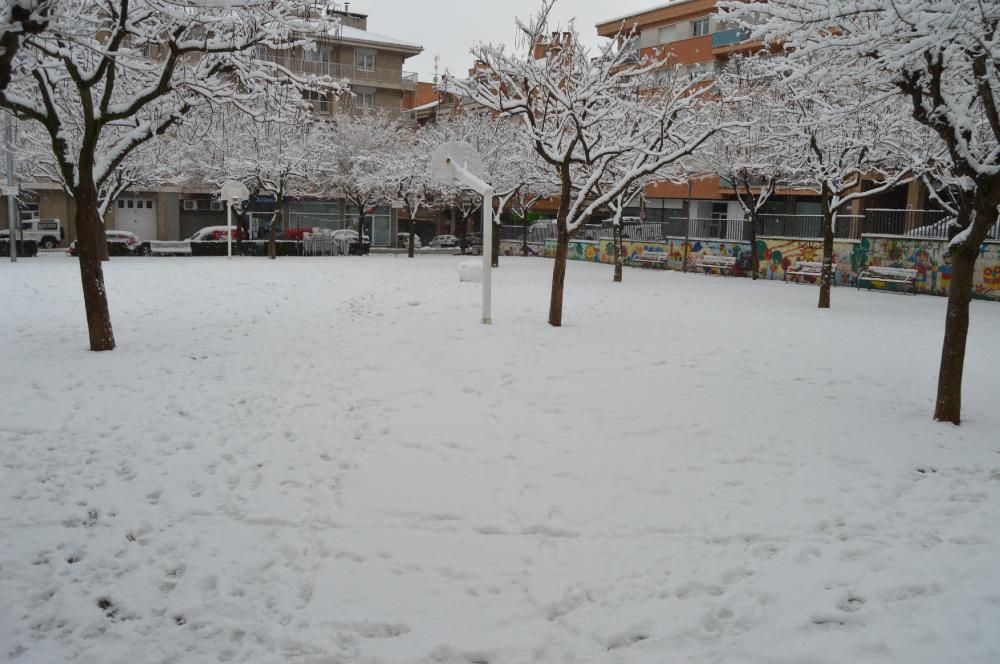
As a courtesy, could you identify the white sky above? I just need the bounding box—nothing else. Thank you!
[361,0,665,82]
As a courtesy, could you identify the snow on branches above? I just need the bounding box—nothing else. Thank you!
[451,0,729,325]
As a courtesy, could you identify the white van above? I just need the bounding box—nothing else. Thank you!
[0,219,65,249]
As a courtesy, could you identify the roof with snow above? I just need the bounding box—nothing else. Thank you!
[596,0,694,28]
[409,100,440,113]
[328,24,422,54]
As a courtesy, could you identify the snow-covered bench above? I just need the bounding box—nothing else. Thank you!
[693,255,736,275]
[858,266,918,295]
[785,260,836,284]
[632,252,670,269]
[146,241,192,256]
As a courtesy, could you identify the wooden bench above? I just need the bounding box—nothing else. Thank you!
[785,260,836,284]
[693,255,736,275]
[858,265,918,295]
[632,252,671,269]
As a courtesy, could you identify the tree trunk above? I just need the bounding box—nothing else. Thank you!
[548,225,569,327]
[74,184,116,351]
[748,210,759,280]
[522,217,529,256]
[613,222,623,282]
[933,191,995,425]
[408,219,416,258]
[818,188,834,309]
[492,219,500,268]
[934,246,976,424]
[268,209,281,259]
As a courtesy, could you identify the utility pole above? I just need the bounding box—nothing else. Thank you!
[5,114,17,263]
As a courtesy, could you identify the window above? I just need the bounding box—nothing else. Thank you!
[117,200,125,209]
[304,46,329,63]
[127,200,134,209]
[38,221,57,231]
[356,49,376,72]
[146,200,153,209]
[354,86,375,110]
[692,18,709,37]
[305,89,329,113]
[658,25,678,43]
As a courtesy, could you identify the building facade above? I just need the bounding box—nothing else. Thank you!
[1,5,422,247]
[594,0,933,235]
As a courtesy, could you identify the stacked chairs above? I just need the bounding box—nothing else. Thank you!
[317,229,334,256]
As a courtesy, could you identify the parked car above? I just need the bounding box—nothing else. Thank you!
[188,226,248,242]
[428,234,459,248]
[67,230,143,256]
[397,232,422,249]
[0,218,64,249]
[462,232,484,254]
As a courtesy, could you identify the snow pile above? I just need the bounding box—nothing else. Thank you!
[457,259,482,282]
[1,254,998,664]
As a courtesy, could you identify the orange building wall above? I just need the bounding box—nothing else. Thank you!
[640,34,714,65]
[597,0,718,37]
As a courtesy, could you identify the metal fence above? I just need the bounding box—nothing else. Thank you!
[501,209,995,245]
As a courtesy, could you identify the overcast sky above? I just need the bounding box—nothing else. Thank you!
[366,0,663,82]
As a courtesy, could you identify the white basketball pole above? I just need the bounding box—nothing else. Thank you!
[446,157,493,324]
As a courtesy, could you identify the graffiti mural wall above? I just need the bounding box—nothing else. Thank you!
[542,240,602,262]
[758,239,859,286]
[861,236,1000,300]
[535,233,1000,301]
[598,238,753,272]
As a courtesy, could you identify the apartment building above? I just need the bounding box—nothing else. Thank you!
[270,6,422,119]
[595,0,929,235]
[2,5,423,247]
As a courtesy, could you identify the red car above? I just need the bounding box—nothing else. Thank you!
[187,226,248,242]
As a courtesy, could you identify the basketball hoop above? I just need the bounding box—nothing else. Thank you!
[219,181,250,260]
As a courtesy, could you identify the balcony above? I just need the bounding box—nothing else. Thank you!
[711,27,751,49]
[269,54,418,90]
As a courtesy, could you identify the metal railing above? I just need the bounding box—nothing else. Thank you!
[863,208,949,238]
[504,210,992,245]
[269,54,418,87]
[711,27,751,49]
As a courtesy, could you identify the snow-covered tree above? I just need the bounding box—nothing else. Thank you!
[723,0,996,423]
[605,177,647,283]
[318,110,401,246]
[427,113,539,267]
[510,170,558,257]
[452,0,727,326]
[388,124,436,258]
[763,60,918,309]
[0,0,339,351]
[694,55,804,280]
[187,97,322,259]
[0,1,49,91]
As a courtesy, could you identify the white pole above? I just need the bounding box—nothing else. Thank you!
[5,115,17,263]
[226,200,232,260]
[481,188,493,324]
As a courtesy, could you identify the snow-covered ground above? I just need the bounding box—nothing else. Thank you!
[1,254,998,664]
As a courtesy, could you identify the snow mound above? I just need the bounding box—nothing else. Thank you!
[457,259,482,282]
